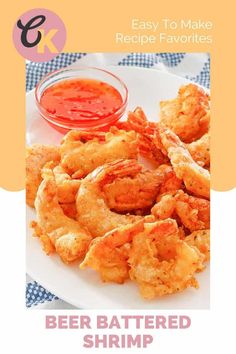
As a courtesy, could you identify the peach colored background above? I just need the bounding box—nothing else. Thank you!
[0,0,235,191]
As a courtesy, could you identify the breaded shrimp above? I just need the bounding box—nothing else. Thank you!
[127,107,168,165]
[26,144,60,207]
[76,159,142,238]
[175,190,210,231]
[187,133,210,168]
[60,128,138,178]
[53,164,81,204]
[157,164,183,196]
[103,164,177,212]
[160,84,210,143]
[151,190,210,232]
[151,193,176,220]
[159,126,210,199]
[80,220,144,283]
[185,229,210,262]
[34,170,92,264]
[127,106,210,168]
[45,161,174,214]
[128,220,204,299]
[42,161,81,205]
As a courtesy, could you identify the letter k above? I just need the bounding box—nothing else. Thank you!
[37,29,58,53]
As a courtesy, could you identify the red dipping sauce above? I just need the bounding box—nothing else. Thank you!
[40,79,123,121]
[35,67,128,132]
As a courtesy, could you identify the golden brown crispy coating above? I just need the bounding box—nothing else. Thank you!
[128,220,204,299]
[160,84,210,143]
[152,190,210,233]
[159,126,210,199]
[127,104,210,168]
[185,229,210,262]
[27,83,210,300]
[60,128,138,178]
[76,159,142,238]
[187,133,210,168]
[103,164,176,212]
[80,220,144,283]
[127,107,168,166]
[34,170,92,264]
[175,190,210,232]
[26,144,60,207]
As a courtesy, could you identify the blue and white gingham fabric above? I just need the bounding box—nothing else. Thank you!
[26,52,210,309]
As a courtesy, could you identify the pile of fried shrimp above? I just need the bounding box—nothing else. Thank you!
[26,83,210,300]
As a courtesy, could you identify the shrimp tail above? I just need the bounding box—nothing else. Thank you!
[89,159,142,186]
[127,107,156,135]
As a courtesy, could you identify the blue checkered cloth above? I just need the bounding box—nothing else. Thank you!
[26,52,210,308]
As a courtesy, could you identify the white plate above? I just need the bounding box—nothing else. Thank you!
[26,66,210,309]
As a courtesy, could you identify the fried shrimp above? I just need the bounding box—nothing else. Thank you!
[160,84,210,143]
[42,161,81,205]
[127,107,168,165]
[33,170,92,264]
[185,229,210,262]
[152,190,210,232]
[157,164,183,196]
[104,164,178,212]
[159,126,210,199]
[151,193,176,220]
[174,190,210,231]
[80,220,144,283]
[187,133,210,168]
[27,82,211,300]
[127,106,210,168]
[53,164,81,204]
[128,220,204,299]
[104,169,160,212]
[76,159,142,238]
[26,144,60,207]
[60,128,138,178]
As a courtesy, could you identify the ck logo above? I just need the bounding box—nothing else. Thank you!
[13,9,66,62]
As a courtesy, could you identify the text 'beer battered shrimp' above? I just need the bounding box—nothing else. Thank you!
[26,82,210,300]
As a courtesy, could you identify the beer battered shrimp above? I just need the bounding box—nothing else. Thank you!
[157,164,183,196]
[42,161,81,204]
[185,229,210,262]
[26,144,60,207]
[40,162,80,219]
[104,164,177,212]
[33,170,92,264]
[45,161,175,215]
[174,190,210,231]
[159,126,210,199]
[80,220,144,283]
[53,164,81,204]
[160,84,210,143]
[187,133,210,168]
[128,220,205,299]
[151,193,176,220]
[127,106,210,168]
[151,190,210,232]
[60,128,138,178]
[127,107,168,165]
[76,159,142,238]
